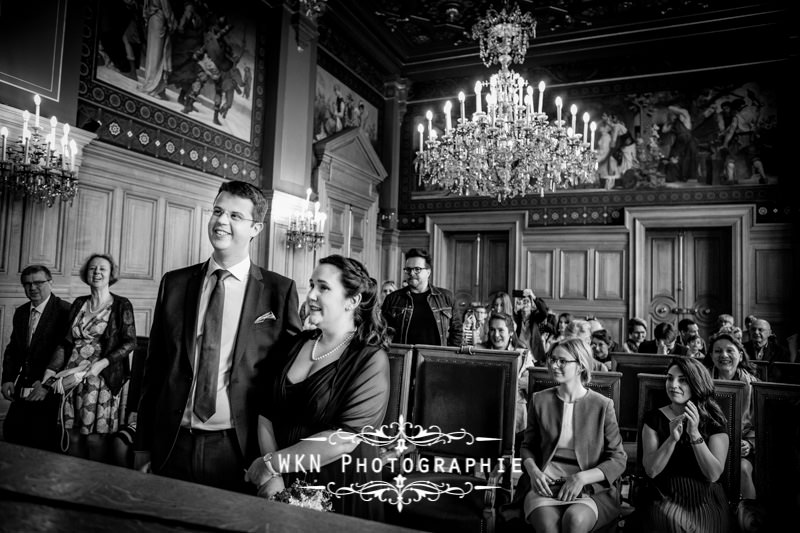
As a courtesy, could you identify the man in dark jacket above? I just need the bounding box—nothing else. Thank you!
[1,265,71,449]
[381,249,461,346]
[744,318,788,362]
[638,322,689,356]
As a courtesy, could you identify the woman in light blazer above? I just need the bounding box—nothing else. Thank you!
[518,337,627,532]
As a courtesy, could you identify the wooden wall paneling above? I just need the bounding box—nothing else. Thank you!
[198,208,213,263]
[326,199,348,256]
[133,308,151,338]
[560,250,588,299]
[528,250,554,299]
[349,206,366,262]
[21,200,68,276]
[649,235,677,300]
[754,247,791,306]
[120,194,157,279]
[72,184,114,274]
[594,250,625,300]
[163,202,196,273]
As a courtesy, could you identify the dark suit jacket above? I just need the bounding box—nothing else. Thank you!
[744,337,788,362]
[135,261,301,473]
[638,340,689,356]
[1,295,71,391]
[47,294,137,396]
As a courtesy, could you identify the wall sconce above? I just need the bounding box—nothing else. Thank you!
[1,94,79,207]
[287,188,327,251]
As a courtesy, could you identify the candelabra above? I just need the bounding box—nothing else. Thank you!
[286,188,327,251]
[416,4,597,202]
[1,94,79,207]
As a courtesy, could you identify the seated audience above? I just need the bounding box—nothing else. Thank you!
[743,318,788,362]
[553,312,573,343]
[708,332,757,502]
[564,320,608,372]
[514,337,627,533]
[684,334,705,359]
[715,314,735,334]
[623,317,648,353]
[515,288,549,366]
[479,312,532,448]
[641,357,730,533]
[638,322,689,356]
[677,318,706,355]
[590,330,617,371]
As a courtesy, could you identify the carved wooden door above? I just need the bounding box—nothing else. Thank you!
[645,228,732,340]
[447,232,508,319]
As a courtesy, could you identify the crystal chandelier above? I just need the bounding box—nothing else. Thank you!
[1,94,79,207]
[416,4,597,202]
[286,188,327,251]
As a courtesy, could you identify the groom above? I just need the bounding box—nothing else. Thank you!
[135,181,301,492]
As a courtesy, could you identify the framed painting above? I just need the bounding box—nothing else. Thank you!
[77,0,267,181]
[313,66,379,151]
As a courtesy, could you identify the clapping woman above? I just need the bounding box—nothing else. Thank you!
[518,338,627,532]
[245,255,389,520]
[41,253,136,463]
[641,357,730,532]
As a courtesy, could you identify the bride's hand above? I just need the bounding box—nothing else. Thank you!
[257,476,285,498]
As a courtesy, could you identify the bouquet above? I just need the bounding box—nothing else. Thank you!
[269,479,333,512]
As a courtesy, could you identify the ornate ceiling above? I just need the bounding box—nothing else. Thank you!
[330,0,782,64]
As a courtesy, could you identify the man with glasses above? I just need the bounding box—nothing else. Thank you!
[381,248,461,346]
[1,265,71,449]
[135,180,301,493]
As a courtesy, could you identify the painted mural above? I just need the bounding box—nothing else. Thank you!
[314,66,379,149]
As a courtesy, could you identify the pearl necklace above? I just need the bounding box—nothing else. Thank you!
[311,330,356,362]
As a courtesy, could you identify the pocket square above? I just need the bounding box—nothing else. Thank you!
[254,311,276,324]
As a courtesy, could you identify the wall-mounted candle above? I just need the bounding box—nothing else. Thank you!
[417,124,424,151]
[555,96,563,125]
[63,123,70,142]
[537,81,545,114]
[50,116,57,142]
[305,187,312,211]
[22,110,30,130]
[474,81,482,114]
[582,112,590,141]
[314,201,320,218]
[69,139,77,172]
[426,110,433,139]
[22,129,30,164]
[62,145,69,170]
[318,212,327,233]
[570,104,577,133]
[34,94,41,128]
[590,121,597,150]
[458,92,465,123]
[567,127,574,138]
[443,100,452,132]
[0,127,7,162]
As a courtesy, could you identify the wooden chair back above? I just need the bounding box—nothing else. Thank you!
[610,353,673,435]
[752,381,800,523]
[635,373,745,505]
[383,344,414,431]
[766,362,800,384]
[411,344,520,460]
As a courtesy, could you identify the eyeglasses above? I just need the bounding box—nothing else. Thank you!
[547,357,579,368]
[211,207,258,223]
[22,280,50,289]
[403,267,429,275]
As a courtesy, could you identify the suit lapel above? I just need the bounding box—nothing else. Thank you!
[232,264,264,369]
[183,262,207,370]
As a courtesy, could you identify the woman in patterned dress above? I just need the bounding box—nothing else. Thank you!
[641,356,730,532]
[43,253,136,463]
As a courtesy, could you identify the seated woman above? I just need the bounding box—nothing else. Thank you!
[518,338,627,532]
[490,291,515,317]
[641,357,730,533]
[590,330,617,371]
[708,332,757,501]
[553,313,573,344]
[245,255,390,520]
[479,312,532,446]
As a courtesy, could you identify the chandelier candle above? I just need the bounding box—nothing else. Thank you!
[444,101,452,132]
[570,105,578,134]
[590,121,597,150]
[474,82,482,114]
[538,81,545,114]
[34,94,41,129]
[458,92,465,123]
[583,112,590,141]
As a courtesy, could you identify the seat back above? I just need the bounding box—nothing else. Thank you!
[383,344,414,430]
[767,362,800,384]
[750,360,770,381]
[635,373,744,505]
[610,353,673,435]
[412,344,519,460]
[752,381,800,521]
[527,368,622,414]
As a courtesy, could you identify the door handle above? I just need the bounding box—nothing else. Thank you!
[671,307,696,315]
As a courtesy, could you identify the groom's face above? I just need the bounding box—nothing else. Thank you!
[208,191,262,259]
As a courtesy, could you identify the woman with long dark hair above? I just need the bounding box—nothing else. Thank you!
[641,357,730,532]
[245,255,390,520]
